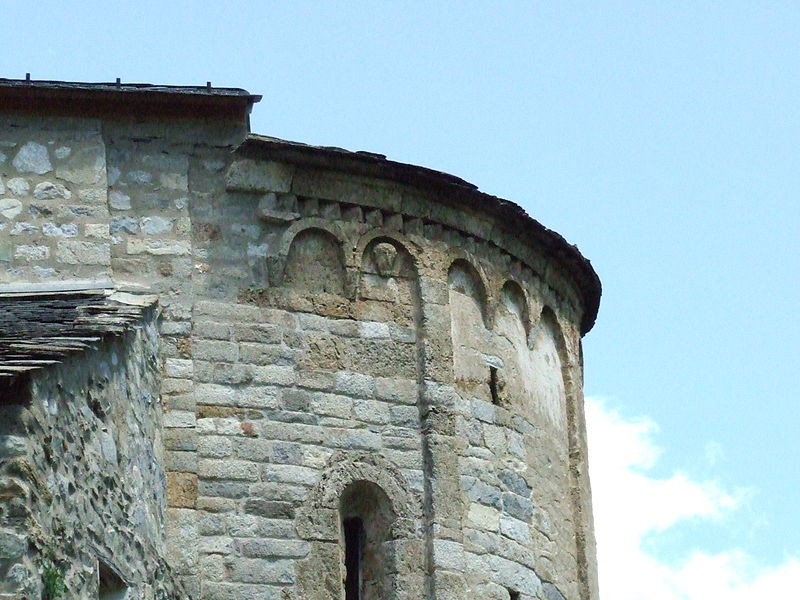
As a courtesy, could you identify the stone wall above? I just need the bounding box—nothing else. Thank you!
[1,96,599,600]
[0,116,111,283]
[151,151,598,600]
[0,306,184,599]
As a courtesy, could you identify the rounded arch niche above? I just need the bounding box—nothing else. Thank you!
[447,258,488,327]
[529,306,570,432]
[448,258,493,400]
[356,235,420,327]
[283,227,346,294]
[500,279,530,343]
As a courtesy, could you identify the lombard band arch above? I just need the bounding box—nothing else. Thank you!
[500,279,532,345]
[353,229,421,270]
[447,257,490,328]
[282,226,347,295]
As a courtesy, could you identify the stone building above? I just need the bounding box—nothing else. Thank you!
[0,78,601,600]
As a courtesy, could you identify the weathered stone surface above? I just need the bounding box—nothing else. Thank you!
[110,215,139,234]
[141,215,174,234]
[6,178,29,196]
[244,499,295,519]
[0,307,186,598]
[56,240,110,264]
[14,244,48,261]
[0,199,22,220]
[225,158,294,193]
[55,142,106,185]
[167,472,198,508]
[109,189,132,210]
[42,222,79,237]
[33,181,71,200]
[0,84,599,600]
[0,436,27,458]
[12,141,51,174]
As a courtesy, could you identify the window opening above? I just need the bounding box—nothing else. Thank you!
[489,366,500,405]
[508,589,520,600]
[343,517,363,600]
[98,560,127,600]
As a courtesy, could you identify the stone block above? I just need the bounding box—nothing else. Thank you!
[227,515,296,539]
[243,499,295,519]
[166,472,198,508]
[0,198,22,220]
[165,450,198,473]
[199,459,260,481]
[198,435,233,459]
[467,502,501,532]
[375,376,418,404]
[463,477,502,510]
[165,358,193,379]
[433,539,465,570]
[502,492,534,521]
[198,480,250,499]
[194,320,233,340]
[194,339,239,362]
[197,497,237,513]
[233,323,282,344]
[163,410,196,428]
[12,141,51,174]
[14,244,49,261]
[225,158,294,193]
[309,393,353,419]
[55,240,110,265]
[163,427,197,451]
[239,342,293,366]
[0,436,27,459]
[250,365,296,386]
[238,538,310,559]
[234,438,273,462]
[33,181,71,200]
[500,515,531,544]
[267,442,300,466]
[352,399,391,424]
[333,371,375,398]
[199,535,235,555]
[166,508,198,573]
[390,405,419,428]
[261,464,318,486]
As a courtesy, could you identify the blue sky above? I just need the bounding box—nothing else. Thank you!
[4,2,798,596]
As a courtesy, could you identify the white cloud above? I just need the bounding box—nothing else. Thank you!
[586,398,800,600]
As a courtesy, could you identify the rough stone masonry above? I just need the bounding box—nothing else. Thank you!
[0,78,601,600]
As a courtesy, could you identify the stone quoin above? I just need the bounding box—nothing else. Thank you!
[0,78,601,600]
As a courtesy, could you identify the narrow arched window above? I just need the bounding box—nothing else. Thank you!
[340,481,397,600]
[343,517,364,600]
[97,560,127,600]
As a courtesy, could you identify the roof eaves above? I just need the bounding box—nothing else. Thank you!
[0,77,262,118]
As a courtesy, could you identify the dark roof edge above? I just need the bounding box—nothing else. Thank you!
[0,78,261,118]
[237,134,601,334]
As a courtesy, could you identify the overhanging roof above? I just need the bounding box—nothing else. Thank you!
[0,287,157,380]
[0,77,261,118]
